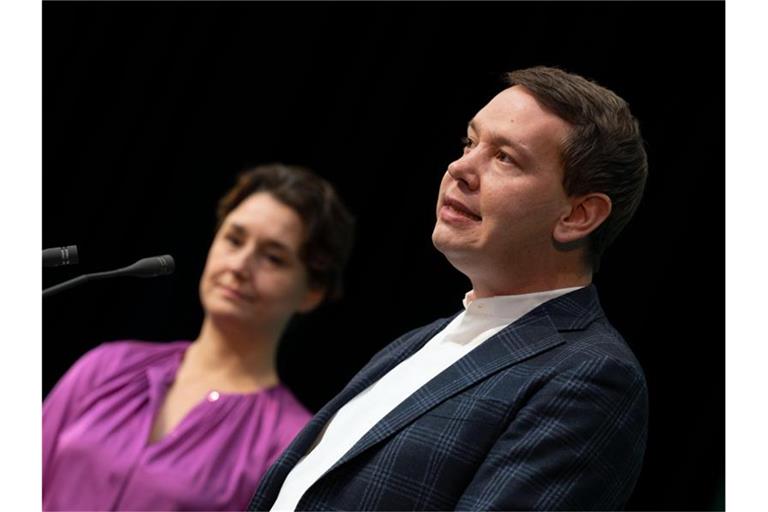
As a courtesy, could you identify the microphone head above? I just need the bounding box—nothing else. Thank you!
[121,255,175,278]
[43,245,79,267]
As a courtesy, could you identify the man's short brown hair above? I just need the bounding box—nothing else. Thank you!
[216,163,355,302]
[505,66,648,271]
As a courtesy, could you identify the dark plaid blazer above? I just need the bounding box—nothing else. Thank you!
[249,285,648,510]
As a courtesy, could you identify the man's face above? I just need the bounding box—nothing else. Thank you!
[432,86,573,286]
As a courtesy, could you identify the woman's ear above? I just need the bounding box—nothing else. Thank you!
[297,287,326,313]
[553,193,612,245]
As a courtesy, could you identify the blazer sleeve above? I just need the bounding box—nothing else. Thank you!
[455,355,648,511]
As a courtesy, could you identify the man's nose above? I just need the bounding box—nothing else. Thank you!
[447,149,481,191]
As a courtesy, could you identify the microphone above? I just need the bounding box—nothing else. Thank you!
[43,255,175,298]
[43,245,79,267]
[116,255,175,278]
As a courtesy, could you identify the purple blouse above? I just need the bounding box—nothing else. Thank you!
[42,341,312,511]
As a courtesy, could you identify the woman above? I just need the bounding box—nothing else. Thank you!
[42,163,355,510]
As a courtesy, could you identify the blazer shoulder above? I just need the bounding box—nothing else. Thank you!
[555,316,645,382]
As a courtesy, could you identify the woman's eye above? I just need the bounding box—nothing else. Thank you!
[225,234,243,247]
[265,254,287,267]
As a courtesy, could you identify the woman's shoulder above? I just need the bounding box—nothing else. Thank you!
[94,339,190,358]
[74,340,190,385]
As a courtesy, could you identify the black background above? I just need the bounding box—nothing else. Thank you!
[43,2,724,510]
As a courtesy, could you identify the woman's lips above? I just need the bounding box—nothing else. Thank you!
[216,284,255,303]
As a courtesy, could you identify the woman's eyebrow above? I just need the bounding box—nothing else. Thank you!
[260,239,292,253]
[224,222,247,235]
[225,221,295,253]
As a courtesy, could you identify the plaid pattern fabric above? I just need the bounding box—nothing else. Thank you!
[249,285,648,511]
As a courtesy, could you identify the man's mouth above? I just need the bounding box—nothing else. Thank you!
[442,197,482,221]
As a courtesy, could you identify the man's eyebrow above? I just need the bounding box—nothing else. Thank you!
[467,119,534,164]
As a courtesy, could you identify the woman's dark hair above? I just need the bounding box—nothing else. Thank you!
[505,67,648,271]
[216,163,355,302]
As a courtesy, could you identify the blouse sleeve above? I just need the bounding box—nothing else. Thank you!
[42,344,110,483]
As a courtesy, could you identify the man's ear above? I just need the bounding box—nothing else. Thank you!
[298,287,326,313]
[553,193,612,245]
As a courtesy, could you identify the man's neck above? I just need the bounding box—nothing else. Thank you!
[445,246,594,299]
[466,263,592,299]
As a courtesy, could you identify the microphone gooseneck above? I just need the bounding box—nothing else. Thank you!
[43,255,175,298]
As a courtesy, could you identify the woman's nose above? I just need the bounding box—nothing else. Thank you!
[228,249,253,280]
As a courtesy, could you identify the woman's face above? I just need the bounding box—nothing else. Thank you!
[199,192,324,331]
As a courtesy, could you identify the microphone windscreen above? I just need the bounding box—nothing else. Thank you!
[123,255,175,277]
[43,245,79,267]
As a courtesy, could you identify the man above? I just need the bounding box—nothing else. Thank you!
[249,66,649,511]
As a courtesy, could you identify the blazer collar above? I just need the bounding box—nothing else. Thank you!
[539,284,605,331]
[328,284,604,470]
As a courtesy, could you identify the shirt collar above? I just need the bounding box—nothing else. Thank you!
[461,286,585,320]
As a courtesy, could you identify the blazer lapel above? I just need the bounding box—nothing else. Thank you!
[338,315,458,399]
[267,315,456,472]
[329,285,604,470]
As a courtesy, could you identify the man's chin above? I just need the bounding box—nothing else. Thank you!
[431,223,456,252]
[432,233,477,268]
[433,225,473,254]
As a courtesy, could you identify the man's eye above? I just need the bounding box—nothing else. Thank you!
[497,151,517,166]
[461,136,476,152]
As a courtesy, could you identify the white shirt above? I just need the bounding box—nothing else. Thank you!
[270,286,584,511]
